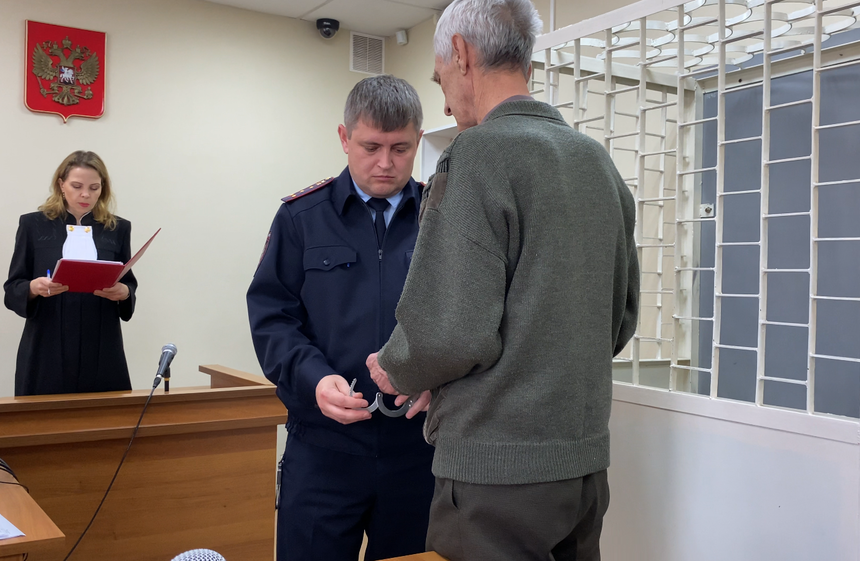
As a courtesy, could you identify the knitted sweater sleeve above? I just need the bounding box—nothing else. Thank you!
[378,144,507,395]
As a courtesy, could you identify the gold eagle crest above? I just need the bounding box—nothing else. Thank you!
[32,36,100,106]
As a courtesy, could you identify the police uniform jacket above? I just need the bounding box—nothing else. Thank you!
[4,211,137,396]
[247,166,428,456]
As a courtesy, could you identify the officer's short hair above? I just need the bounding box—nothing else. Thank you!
[435,0,543,78]
[343,75,423,135]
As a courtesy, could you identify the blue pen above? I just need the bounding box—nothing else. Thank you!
[47,269,51,279]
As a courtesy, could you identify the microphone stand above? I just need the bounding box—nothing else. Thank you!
[163,366,171,393]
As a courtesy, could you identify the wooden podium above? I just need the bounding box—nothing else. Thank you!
[0,365,286,561]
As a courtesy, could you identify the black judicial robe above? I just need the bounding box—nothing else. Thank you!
[4,211,137,396]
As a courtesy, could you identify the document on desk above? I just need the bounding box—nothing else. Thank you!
[0,512,24,540]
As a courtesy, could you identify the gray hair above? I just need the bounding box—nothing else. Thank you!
[343,75,423,135]
[434,0,543,76]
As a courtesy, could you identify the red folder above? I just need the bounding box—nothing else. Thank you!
[51,228,160,293]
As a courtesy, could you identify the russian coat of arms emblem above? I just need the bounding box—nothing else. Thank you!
[25,21,106,122]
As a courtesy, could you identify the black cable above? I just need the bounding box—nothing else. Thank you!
[0,480,30,493]
[0,457,28,492]
[0,457,18,479]
[61,381,161,561]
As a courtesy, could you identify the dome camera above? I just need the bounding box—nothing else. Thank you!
[316,18,340,39]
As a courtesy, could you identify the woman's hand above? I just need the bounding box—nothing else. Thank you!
[29,277,69,299]
[94,282,130,301]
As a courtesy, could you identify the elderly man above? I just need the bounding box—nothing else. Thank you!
[248,75,434,561]
[367,1,640,560]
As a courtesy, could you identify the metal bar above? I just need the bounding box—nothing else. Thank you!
[573,115,605,125]
[723,29,764,45]
[672,2,687,389]
[813,295,860,303]
[679,16,719,31]
[766,155,812,165]
[641,148,678,156]
[721,136,762,146]
[762,320,808,328]
[819,57,860,73]
[576,73,605,83]
[719,188,763,196]
[807,0,823,413]
[810,353,860,364]
[606,85,640,96]
[672,364,714,373]
[757,2,773,407]
[760,376,808,386]
[642,100,677,112]
[768,98,812,111]
[722,81,766,94]
[715,343,758,352]
[679,116,718,128]
[815,178,860,186]
[639,196,677,202]
[633,18,645,385]
[606,131,640,141]
[762,212,810,219]
[815,118,860,131]
[678,166,717,176]
[677,217,718,223]
[712,0,726,398]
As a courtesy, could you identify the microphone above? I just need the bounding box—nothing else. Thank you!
[170,550,226,561]
[152,343,177,388]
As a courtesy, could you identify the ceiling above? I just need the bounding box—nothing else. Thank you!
[202,0,453,37]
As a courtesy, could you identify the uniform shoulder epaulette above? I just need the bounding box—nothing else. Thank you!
[282,177,335,203]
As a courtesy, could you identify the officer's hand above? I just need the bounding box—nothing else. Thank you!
[315,374,372,425]
[396,390,431,419]
[367,353,397,395]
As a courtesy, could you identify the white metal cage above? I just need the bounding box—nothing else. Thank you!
[531,0,860,418]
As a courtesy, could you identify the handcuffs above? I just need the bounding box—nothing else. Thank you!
[349,378,416,417]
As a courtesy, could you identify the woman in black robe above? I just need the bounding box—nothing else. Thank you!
[4,150,137,396]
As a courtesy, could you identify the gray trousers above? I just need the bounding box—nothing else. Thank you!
[426,470,610,561]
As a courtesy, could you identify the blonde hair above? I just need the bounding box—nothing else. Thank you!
[39,151,118,230]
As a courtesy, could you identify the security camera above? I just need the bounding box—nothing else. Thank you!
[316,18,340,39]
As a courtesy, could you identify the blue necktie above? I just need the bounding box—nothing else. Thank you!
[366,197,390,247]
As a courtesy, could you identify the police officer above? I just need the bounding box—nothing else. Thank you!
[246,75,433,561]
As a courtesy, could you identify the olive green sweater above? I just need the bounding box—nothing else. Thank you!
[378,100,639,485]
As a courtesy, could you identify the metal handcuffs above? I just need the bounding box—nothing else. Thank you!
[350,379,416,417]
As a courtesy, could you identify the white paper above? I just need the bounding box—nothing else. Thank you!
[0,512,24,540]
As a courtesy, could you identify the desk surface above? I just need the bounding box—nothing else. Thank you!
[0,470,64,558]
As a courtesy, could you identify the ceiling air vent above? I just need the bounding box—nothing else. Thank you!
[351,32,384,75]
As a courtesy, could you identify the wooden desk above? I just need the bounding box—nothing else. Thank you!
[0,365,286,561]
[0,470,64,561]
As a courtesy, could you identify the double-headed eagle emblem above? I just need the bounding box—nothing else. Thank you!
[32,36,100,106]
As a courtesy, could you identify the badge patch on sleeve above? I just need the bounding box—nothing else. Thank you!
[258,231,272,267]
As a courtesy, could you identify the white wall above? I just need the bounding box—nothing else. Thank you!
[605,385,860,561]
[0,0,416,395]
